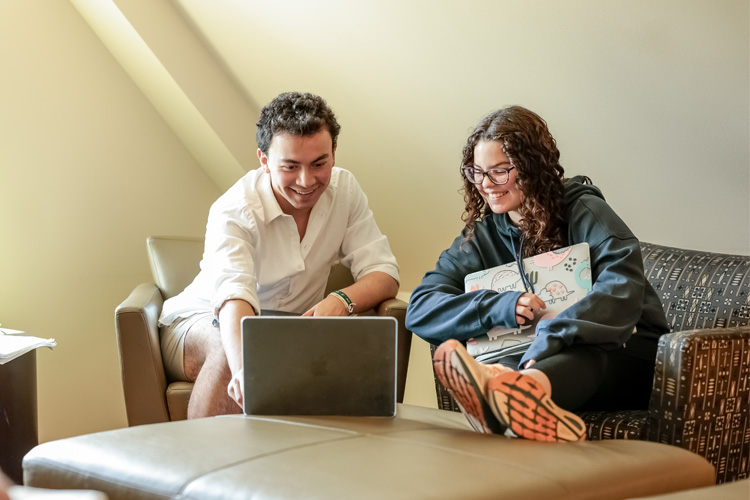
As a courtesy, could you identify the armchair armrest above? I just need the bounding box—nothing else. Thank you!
[375,297,407,316]
[648,325,750,483]
[376,298,411,403]
[114,283,170,426]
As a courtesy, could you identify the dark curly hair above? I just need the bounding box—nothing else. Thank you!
[461,106,567,257]
[256,92,341,154]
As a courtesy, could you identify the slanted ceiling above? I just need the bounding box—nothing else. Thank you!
[70,0,258,191]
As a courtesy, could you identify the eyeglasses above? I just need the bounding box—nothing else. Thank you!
[462,165,516,185]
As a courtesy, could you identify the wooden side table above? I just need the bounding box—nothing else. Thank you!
[0,350,38,484]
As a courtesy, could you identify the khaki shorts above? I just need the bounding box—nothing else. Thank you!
[160,312,217,382]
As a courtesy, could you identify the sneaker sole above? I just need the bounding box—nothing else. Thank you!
[433,341,507,435]
[487,371,586,442]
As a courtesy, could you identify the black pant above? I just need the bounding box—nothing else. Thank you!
[497,334,658,412]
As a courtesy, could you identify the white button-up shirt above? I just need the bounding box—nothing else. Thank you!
[160,167,399,324]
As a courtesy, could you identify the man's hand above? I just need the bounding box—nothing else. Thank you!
[303,271,398,317]
[218,299,255,410]
[227,367,244,408]
[302,294,349,316]
[0,471,13,500]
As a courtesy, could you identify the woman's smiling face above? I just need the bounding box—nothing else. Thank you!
[472,140,523,224]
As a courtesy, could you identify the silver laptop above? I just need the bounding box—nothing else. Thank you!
[241,315,397,417]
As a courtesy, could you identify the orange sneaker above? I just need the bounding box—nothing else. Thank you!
[486,371,586,442]
[433,339,512,434]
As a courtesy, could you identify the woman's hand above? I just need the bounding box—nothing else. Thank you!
[515,292,546,325]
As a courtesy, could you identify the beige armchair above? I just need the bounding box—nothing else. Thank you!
[115,236,411,426]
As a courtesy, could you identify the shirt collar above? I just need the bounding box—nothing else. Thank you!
[254,167,339,225]
[257,170,286,224]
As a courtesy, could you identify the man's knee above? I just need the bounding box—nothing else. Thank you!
[184,328,226,381]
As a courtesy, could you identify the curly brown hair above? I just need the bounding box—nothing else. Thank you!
[256,92,341,154]
[461,106,567,257]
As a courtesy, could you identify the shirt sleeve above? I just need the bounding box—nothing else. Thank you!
[521,196,647,366]
[338,173,400,284]
[405,233,523,345]
[203,201,262,318]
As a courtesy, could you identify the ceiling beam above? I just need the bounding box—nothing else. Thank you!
[69,0,258,190]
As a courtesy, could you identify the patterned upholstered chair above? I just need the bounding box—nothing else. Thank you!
[430,242,750,484]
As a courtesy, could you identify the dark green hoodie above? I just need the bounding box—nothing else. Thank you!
[405,176,669,367]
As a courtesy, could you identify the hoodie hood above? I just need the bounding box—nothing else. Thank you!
[564,175,605,206]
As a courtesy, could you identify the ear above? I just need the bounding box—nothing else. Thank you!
[257,148,270,173]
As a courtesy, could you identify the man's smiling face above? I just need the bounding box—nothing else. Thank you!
[259,129,336,216]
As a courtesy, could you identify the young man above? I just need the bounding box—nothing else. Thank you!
[159,92,400,418]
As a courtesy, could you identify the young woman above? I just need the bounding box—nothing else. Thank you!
[405,106,669,442]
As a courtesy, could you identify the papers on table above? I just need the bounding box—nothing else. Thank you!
[0,329,56,365]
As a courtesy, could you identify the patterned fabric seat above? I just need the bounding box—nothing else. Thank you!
[430,242,750,484]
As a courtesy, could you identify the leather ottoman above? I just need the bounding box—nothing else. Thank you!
[23,405,715,500]
[626,478,749,500]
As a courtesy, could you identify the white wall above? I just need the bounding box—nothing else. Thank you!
[175,0,750,408]
[177,0,749,280]
[0,1,221,441]
[1,0,747,439]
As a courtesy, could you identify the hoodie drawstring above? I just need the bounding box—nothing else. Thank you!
[511,235,535,294]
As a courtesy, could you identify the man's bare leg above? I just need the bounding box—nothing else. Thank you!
[183,326,242,419]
